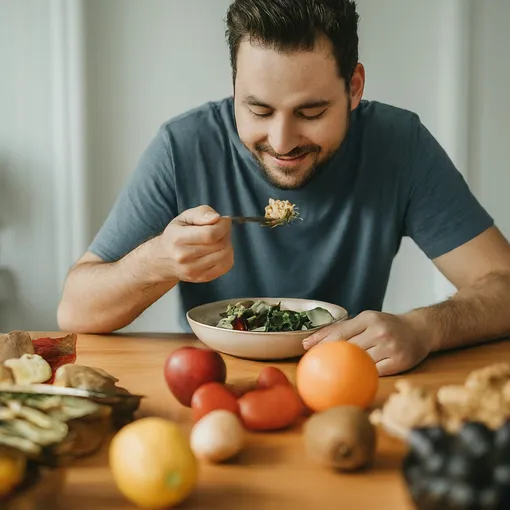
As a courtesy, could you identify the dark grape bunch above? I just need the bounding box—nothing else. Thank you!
[402,420,510,510]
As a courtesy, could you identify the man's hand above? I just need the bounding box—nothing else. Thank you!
[302,310,432,376]
[151,205,234,283]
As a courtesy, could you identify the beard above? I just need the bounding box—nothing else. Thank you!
[249,100,352,190]
[253,143,336,190]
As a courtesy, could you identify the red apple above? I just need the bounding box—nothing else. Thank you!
[163,346,227,406]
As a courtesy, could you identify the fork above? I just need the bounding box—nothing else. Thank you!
[229,216,278,227]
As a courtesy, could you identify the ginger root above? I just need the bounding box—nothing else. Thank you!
[370,380,441,440]
[371,362,510,439]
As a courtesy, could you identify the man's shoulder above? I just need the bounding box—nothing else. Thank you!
[159,97,234,142]
[355,99,421,133]
[351,100,424,166]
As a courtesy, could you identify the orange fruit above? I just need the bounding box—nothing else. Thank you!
[109,417,198,509]
[296,341,379,412]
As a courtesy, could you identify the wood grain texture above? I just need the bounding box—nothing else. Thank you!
[18,332,510,510]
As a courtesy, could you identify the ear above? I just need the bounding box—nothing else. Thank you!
[349,63,365,110]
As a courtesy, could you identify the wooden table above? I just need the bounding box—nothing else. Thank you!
[13,333,510,510]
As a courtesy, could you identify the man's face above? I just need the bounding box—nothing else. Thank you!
[234,37,359,190]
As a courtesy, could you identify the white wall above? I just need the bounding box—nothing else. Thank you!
[1,0,508,333]
[84,0,233,333]
[0,0,59,331]
[357,0,471,312]
[469,0,510,238]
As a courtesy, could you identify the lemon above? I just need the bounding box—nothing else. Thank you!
[109,417,198,509]
[0,447,26,498]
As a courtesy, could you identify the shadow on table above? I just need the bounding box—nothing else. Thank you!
[229,442,286,467]
[181,484,291,510]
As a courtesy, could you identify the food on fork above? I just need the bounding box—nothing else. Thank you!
[264,198,302,227]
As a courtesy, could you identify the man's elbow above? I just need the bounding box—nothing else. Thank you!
[56,299,116,334]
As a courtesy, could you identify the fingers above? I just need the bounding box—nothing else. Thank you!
[184,245,234,283]
[157,206,235,283]
[194,244,234,274]
[302,316,368,349]
[374,357,400,377]
[176,217,231,246]
[177,205,220,226]
[346,331,378,351]
[173,230,231,261]
[173,243,233,283]
[365,344,389,363]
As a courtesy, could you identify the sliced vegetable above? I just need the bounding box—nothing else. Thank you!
[216,300,335,332]
[0,386,139,464]
[305,307,336,327]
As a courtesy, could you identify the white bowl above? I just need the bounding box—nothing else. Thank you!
[186,297,348,360]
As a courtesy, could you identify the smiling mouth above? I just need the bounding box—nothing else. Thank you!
[275,154,306,161]
[268,153,310,167]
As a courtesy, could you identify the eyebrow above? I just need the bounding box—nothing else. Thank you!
[243,95,332,110]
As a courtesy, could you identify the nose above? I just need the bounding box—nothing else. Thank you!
[267,116,300,156]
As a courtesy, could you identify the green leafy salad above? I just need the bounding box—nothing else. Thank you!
[216,300,335,332]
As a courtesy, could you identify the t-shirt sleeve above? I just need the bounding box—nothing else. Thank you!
[88,126,178,262]
[402,116,494,259]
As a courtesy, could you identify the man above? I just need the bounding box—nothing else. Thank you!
[57,0,510,376]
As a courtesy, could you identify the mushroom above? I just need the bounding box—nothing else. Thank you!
[4,354,53,385]
[53,364,120,393]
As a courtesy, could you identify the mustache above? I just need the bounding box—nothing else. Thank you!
[255,144,320,159]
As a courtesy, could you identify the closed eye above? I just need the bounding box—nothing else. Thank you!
[249,109,273,118]
[298,108,327,120]
[247,107,328,120]
[298,109,327,120]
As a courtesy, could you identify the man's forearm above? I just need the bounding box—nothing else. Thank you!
[406,271,510,353]
[57,239,178,334]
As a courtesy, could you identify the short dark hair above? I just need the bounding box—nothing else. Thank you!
[225,0,359,87]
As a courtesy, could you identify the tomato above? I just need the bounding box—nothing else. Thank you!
[191,382,239,423]
[256,367,291,389]
[232,318,247,330]
[238,384,303,431]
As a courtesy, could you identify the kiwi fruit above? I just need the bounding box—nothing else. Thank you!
[303,405,377,471]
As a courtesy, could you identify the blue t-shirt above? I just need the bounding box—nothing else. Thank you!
[88,98,494,330]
